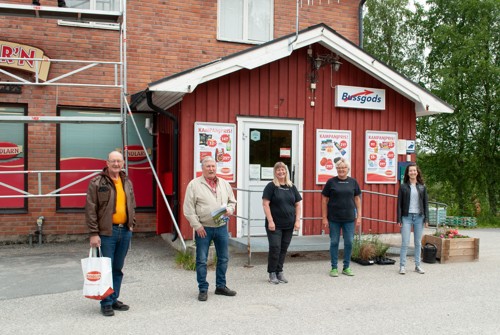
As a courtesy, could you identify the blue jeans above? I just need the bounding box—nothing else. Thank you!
[400,214,424,267]
[99,225,132,307]
[329,221,355,269]
[195,225,229,292]
[266,227,294,273]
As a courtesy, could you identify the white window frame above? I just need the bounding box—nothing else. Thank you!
[58,0,121,30]
[217,0,274,44]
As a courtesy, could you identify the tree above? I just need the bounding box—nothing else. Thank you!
[363,0,499,220]
[420,0,499,217]
[363,0,426,83]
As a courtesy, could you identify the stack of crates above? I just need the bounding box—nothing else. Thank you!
[445,216,477,227]
[428,207,447,226]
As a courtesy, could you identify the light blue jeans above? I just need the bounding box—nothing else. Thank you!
[329,221,355,270]
[400,214,424,267]
[195,225,229,292]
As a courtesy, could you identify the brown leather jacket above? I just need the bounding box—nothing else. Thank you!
[85,168,136,237]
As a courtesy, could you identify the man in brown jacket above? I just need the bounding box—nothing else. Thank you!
[85,151,136,316]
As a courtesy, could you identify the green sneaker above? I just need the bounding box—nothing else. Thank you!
[342,268,354,276]
[329,268,339,277]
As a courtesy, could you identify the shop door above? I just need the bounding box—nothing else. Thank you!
[236,117,303,237]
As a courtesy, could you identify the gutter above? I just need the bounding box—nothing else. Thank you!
[146,90,180,241]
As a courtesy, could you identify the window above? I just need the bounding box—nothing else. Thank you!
[218,0,273,44]
[66,0,120,11]
[58,0,121,30]
[57,108,155,210]
[0,105,27,212]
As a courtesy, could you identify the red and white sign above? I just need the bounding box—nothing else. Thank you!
[365,131,398,184]
[316,129,352,184]
[280,147,291,158]
[125,145,151,162]
[194,122,236,182]
[335,85,386,110]
[0,142,23,160]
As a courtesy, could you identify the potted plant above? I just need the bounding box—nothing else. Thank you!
[370,235,395,265]
[351,235,375,265]
[351,235,395,265]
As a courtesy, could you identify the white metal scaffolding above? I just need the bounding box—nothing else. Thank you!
[0,2,185,249]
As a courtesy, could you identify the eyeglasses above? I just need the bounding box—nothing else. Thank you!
[336,166,347,170]
[108,160,123,164]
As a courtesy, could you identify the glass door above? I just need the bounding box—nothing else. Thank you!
[237,117,303,236]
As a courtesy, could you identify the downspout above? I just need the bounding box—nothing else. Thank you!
[288,0,300,48]
[359,0,367,48]
[146,90,180,241]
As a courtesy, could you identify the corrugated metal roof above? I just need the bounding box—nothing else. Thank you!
[133,24,453,117]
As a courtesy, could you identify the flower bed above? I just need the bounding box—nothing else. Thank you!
[423,229,479,264]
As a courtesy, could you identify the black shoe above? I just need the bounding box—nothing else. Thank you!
[101,305,115,317]
[32,1,41,5]
[215,286,236,296]
[198,291,208,301]
[112,300,129,311]
[58,1,67,7]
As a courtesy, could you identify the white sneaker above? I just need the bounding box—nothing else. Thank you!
[399,266,406,275]
[415,266,425,274]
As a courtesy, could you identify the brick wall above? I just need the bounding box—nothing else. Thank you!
[0,0,360,242]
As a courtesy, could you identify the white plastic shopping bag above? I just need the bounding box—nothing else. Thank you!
[81,247,114,300]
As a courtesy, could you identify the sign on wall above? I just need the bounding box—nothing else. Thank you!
[194,122,236,182]
[0,40,51,81]
[365,130,398,184]
[335,85,386,110]
[316,129,351,184]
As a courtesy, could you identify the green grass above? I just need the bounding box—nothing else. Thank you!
[175,250,196,271]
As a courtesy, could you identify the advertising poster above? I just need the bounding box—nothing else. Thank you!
[365,130,398,184]
[316,129,351,184]
[194,122,236,182]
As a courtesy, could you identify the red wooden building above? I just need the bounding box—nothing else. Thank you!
[133,24,453,240]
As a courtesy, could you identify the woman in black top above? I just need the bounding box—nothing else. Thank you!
[262,162,302,284]
[397,163,429,275]
[321,158,362,277]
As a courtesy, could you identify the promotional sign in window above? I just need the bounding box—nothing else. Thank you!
[0,105,26,210]
[59,110,154,209]
[194,122,236,182]
[316,129,351,184]
[335,85,386,110]
[365,130,398,184]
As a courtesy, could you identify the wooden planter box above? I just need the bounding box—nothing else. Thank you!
[423,235,479,264]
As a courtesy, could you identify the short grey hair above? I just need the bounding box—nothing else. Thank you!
[201,155,216,167]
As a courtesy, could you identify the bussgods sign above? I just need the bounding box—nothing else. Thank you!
[335,85,385,110]
[0,41,50,81]
[0,142,23,160]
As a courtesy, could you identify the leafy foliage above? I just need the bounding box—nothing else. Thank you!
[363,0,499,223]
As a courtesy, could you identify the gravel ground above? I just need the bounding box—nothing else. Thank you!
[0,228,499,335]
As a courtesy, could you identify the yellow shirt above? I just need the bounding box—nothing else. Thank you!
[112,177,127,224]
